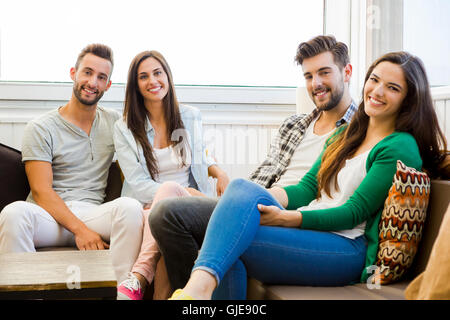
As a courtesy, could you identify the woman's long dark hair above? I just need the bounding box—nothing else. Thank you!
[317,51,448,197]
[123,50,188,180]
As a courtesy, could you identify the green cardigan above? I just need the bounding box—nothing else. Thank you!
[283,130,422,283]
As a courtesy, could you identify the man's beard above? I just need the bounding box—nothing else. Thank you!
[314,83,345,112]
[73,84,104,106]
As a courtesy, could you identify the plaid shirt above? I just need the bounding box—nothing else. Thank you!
[249,101,358,188]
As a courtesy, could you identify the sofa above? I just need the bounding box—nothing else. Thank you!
[247,179,450,300]
[0,142,123,213]
[1,142,449,300]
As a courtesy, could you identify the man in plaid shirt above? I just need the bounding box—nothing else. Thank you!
[148,35,358,299]
[249,102,356,188]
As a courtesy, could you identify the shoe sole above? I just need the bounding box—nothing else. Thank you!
[117,290,133,300]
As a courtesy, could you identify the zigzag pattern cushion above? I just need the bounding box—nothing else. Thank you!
[376,160,431,284]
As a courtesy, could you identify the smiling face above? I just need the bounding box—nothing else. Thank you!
[302,51,350,111]
[137,57,170,106]
[70,53,112,106]
[363,61,408,122]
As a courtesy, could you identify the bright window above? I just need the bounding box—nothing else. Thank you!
[0,0,323,86]
[403,0,450,87]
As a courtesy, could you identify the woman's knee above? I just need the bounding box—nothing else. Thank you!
[156,181,188,198]
[222,179,266,206]
[226,178,261,195]
[160,181,184,192]
[227,178,248,189]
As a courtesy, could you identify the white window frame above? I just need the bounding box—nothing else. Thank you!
[0,2,370,110]
[324,0,367,102]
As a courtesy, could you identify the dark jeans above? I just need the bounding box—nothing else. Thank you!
[149,196,218,290]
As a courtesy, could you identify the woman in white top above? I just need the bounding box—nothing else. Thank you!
[113,50,229,299]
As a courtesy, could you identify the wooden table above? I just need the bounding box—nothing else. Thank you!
[0,250,117,299]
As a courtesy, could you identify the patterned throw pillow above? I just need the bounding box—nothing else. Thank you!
[376,160,431,284]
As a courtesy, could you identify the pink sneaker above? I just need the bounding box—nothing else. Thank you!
[117,272,144,300]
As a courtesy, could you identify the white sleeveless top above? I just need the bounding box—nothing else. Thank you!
[154,146,191,187]
[298,149,372,239]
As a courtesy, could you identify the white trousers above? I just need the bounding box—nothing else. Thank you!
[0,197,144,283]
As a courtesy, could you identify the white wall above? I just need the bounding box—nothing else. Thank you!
[0,82,296,180]
[1,83,449,181]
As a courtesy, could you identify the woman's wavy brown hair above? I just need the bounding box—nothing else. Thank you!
[123,50,188,180]
[317,51,448,198]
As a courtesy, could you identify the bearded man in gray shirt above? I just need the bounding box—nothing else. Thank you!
[0,44,144,284]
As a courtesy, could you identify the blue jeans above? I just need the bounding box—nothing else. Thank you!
[193,179,368,300]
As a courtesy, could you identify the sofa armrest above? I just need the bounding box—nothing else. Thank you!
[0,143,30,212]
[408,179,450,278]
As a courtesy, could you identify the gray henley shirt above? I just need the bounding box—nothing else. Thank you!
[21,106,120,205]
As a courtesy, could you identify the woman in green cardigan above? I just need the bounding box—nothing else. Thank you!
[169,52,448,300]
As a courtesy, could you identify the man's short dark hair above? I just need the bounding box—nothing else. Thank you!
[295,35,349,69]
[75,43,114,70]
